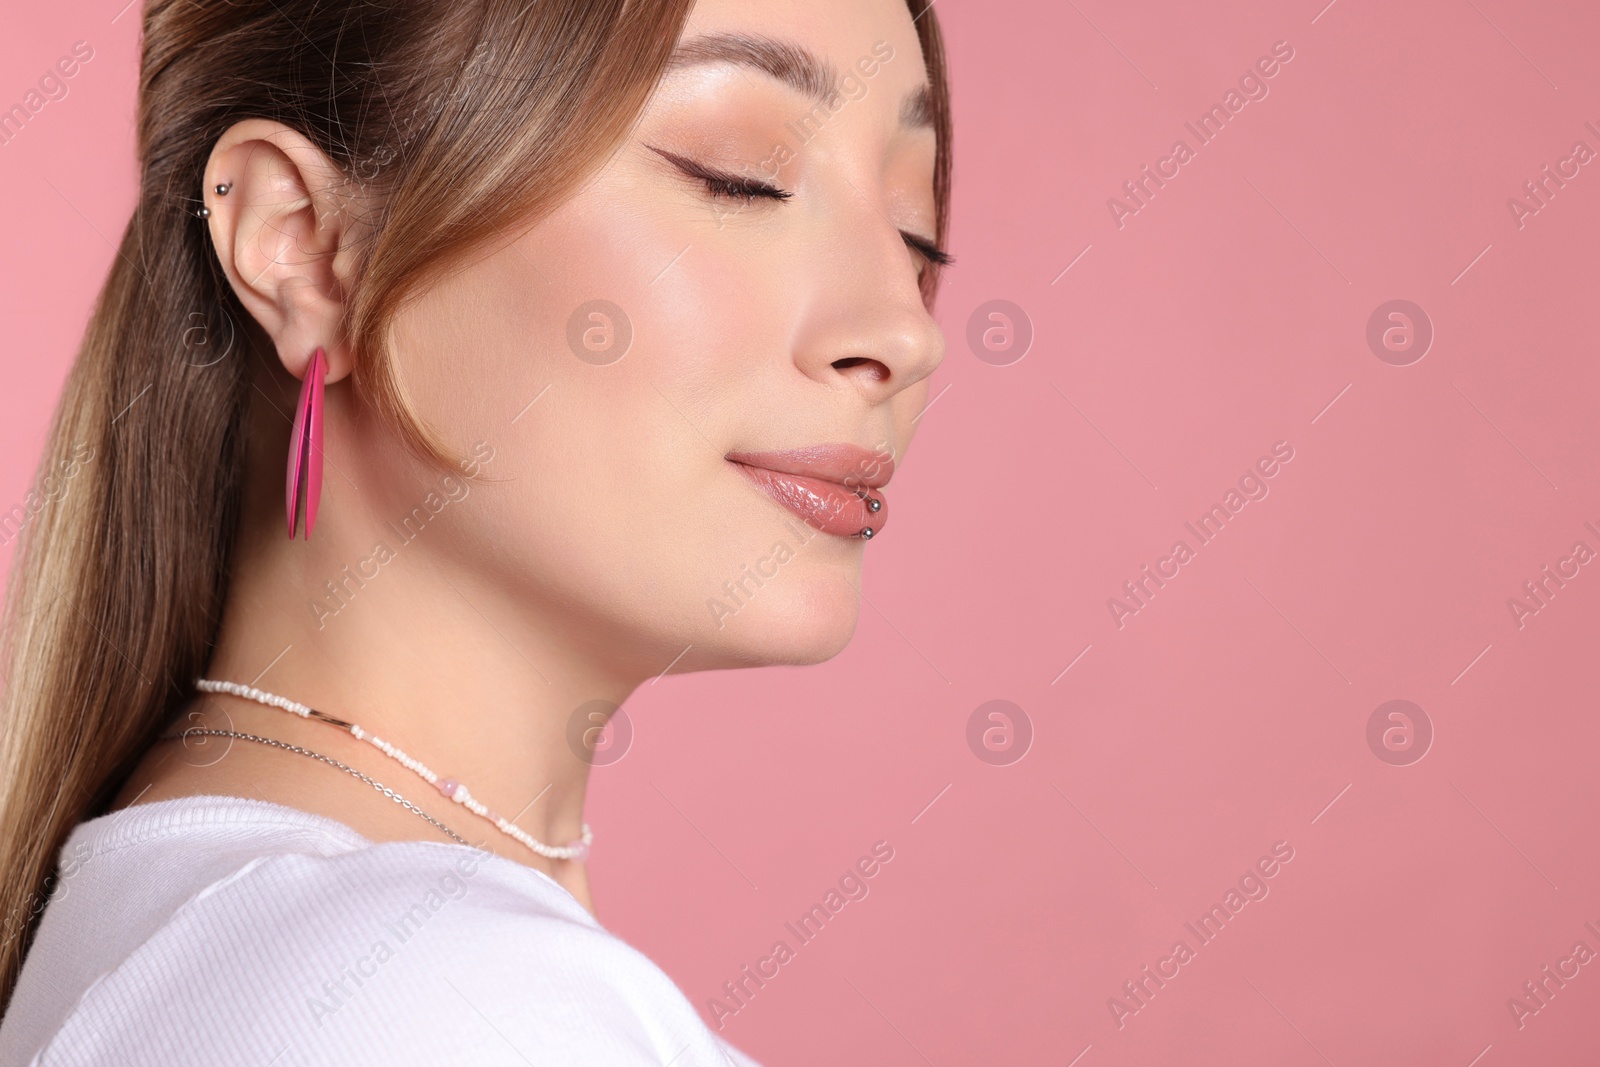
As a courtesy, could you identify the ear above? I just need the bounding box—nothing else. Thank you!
[200,119,367,385]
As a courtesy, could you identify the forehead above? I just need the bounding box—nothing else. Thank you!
[670,0,931,110]
[680,0,920,50]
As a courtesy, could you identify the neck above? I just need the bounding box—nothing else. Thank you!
[199,471,647,904]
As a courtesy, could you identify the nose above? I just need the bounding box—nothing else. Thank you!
[790,215,947,406]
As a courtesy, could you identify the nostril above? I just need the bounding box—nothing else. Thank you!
[832,356,890,382]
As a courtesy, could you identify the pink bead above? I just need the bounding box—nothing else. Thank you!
[569,839,590,863]
[436,777,459,799]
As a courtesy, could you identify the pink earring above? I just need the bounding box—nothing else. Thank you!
[286,346,328,539]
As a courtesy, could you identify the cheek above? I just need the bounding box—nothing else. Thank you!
[379,174,862,662]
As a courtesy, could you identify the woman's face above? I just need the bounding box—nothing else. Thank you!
[377,0,944,675]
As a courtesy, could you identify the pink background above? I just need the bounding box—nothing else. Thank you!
[5,1,1600,1063]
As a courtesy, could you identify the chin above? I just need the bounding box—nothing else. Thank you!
[699,570,863,668]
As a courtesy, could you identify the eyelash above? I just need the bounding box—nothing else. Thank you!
[649,146,953,270]
[703,172,791,205]
[903,233,954,268]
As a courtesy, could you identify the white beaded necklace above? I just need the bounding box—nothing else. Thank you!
[194,678,592,862]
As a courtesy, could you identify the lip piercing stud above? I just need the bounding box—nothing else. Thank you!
[866,497,882,513]
[215,182,232,196]
[859,527,874,539]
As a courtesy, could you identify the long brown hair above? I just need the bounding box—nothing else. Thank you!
[0,0,950,1012]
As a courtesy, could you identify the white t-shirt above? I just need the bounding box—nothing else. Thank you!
[0,794,761,1066]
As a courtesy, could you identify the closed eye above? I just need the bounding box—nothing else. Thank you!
[647,143,952,269]
[902,233,953,268]
[647,145,792,204]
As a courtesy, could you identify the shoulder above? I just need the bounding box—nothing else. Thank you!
[13,797,749,1066]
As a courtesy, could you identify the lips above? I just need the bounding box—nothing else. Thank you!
[725,443,896,539]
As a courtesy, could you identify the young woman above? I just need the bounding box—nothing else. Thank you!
[0,0,951,1062]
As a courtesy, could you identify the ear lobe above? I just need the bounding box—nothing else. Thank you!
[202,118,361,385]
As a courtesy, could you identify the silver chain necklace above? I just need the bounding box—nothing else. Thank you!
[191,679,593,862]
[155,727,471,846]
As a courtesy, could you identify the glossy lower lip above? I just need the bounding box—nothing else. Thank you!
[725,444,895,539]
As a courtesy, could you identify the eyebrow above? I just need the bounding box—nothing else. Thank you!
[665,32,935,131]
